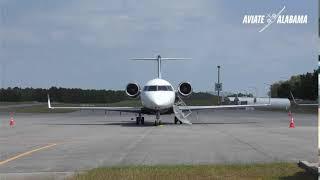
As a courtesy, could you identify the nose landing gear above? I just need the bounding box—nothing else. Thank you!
[154,111,162,126]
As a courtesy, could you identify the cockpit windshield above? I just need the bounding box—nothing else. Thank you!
[143,86,173,91]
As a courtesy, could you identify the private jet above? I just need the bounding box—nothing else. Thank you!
[47,55,271,126]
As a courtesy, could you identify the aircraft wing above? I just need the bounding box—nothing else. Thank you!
[178,104,270,111]
[290,92,318,106]
[47,95,142,113]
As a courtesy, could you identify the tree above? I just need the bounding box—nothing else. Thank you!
[271,70,318,100]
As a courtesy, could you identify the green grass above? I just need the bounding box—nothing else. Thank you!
[105,99,142,107]
[0,104,76,113]
[70,163,316,180]
[17,105,76,113]
[184,98,218,106]
[0,100,142,113]
[0,101,38,106]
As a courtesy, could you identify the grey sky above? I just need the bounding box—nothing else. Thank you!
[0,0,317,96]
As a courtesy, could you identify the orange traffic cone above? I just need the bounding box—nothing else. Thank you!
[9,113,15,127]
[289,116,295,128]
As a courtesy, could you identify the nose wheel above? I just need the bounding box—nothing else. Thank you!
[154,111,162,126]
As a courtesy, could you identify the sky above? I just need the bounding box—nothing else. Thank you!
[0,0,317,96]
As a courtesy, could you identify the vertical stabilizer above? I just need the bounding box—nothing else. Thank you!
[157,55,162,78]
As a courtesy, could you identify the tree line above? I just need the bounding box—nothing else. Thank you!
[0,87,218,104]
[1,70,317,102]
[270,70,318,100]
[0,87,130,103]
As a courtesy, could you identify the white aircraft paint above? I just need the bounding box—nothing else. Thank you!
[141,78,175,110]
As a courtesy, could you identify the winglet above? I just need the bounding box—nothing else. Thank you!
[290,91,298,105]
[289,91,318,106]
[47,94,52,109]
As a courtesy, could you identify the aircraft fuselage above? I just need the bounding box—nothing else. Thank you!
[140,78,176,112]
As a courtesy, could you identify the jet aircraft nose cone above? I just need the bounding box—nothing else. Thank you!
[151,96,174,109]
[142,90,175,110]
[153,99,165,107]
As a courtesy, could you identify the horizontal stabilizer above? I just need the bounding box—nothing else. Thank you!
[131,58,191,61]
[131,55,191,79]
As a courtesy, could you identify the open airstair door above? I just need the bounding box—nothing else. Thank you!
[173,105,192,125]
[173,96,192,125]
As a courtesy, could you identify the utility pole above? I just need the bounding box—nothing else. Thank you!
[216,65,221,105]
[217,66,220,104]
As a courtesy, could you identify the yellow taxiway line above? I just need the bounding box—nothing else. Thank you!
[0,143,57,165]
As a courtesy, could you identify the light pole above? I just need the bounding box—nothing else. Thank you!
[217,66,221,105]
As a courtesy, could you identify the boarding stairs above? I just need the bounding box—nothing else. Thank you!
[173,96,192,125]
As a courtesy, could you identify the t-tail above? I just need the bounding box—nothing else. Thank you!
[131,55,191,79]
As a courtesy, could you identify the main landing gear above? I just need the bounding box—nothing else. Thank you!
[174,116,182,124]
[136,113,144,125]
[136,112,183,126]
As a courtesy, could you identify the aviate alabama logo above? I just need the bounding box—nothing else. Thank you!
[242,6,308,32]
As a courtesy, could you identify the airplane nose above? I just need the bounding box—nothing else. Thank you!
[153,99,164,107]
[144,92,174,109]
[153,97,173,109]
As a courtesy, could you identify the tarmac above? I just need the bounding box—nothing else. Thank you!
[0,109,317,178]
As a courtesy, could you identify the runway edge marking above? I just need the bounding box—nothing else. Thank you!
[0,143,57,165]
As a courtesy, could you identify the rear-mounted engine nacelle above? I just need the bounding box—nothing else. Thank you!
[126,83,140,98]
[178,82,192,97]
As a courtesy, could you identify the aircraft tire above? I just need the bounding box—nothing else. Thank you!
[174,117,178,124]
